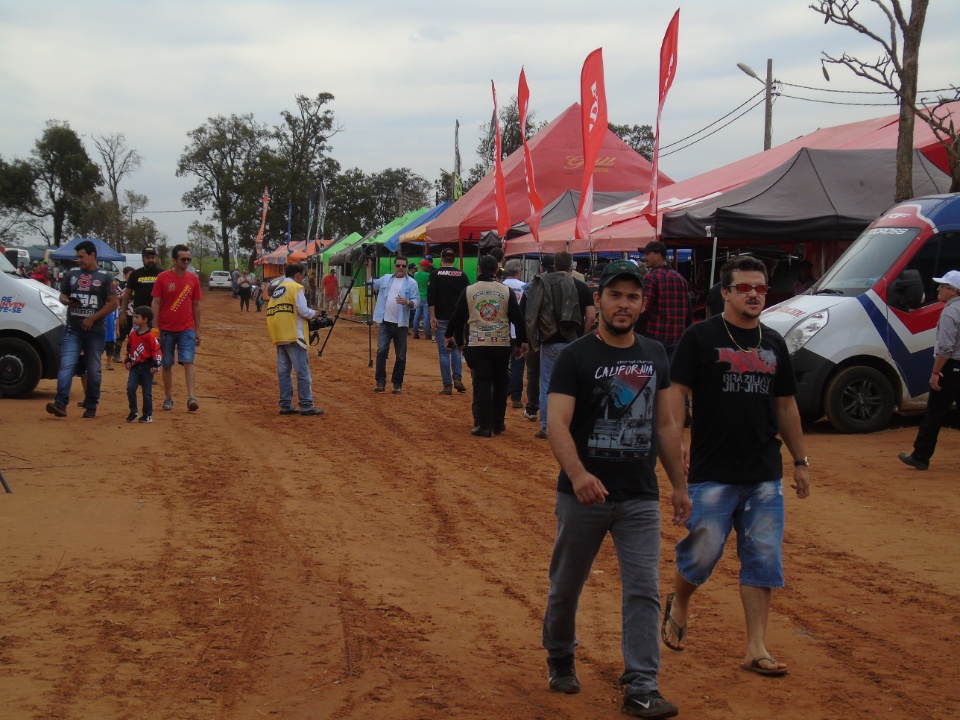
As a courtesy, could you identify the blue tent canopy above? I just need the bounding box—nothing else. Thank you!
[384,202,451,252]
[49,238,124,262]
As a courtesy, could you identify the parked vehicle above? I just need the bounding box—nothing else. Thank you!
[208,270,232,290]
[0,252,67,397]
[4,247,30,271]
[762,193,960,433]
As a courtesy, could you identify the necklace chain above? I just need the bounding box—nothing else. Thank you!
[721,315,762,352]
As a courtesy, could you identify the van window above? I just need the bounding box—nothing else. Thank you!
[904,231,960,307]
[816,227,920,297]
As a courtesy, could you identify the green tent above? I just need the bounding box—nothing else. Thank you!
[320,232,362,266]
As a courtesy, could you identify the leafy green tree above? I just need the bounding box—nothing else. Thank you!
[177,113,270,269]
[28,120,103,246]
[325,167,378,238]
[187,221,217,272]
[608,123,655,160]
[0,156,37,243]
[369,168,431,229]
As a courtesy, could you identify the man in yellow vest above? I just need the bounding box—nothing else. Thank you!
[445,254,527,437]
[266,263,325,416]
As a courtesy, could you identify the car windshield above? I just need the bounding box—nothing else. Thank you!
[813,226,921,297]
[0,253,18,275]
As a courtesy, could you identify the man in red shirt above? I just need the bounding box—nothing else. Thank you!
[321,268,339,313]
[151,244,203,412]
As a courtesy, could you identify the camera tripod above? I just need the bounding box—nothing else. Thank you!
[316,245,376,367]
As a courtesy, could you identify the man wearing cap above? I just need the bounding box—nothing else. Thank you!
[413,258,433,340]
[542,259,689,719]
[428,248,470,394]
[636,241,690,364]
[899,270,960,470]
[119,246,161,334]
[444,254,527,437]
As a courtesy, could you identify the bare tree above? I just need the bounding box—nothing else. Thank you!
[93,132,142,207]
[811,0,959,197]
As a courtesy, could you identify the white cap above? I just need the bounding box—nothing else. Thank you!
[933,270,960,291]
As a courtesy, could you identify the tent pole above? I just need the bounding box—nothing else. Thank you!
[709,236,718,287]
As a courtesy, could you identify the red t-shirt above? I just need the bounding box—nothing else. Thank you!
[322,273,338,297]
[152,270,202,332]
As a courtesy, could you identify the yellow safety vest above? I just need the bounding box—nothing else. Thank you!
[267,278,309,346]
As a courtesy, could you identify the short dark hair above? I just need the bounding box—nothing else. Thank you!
[123,266,134,275]
[171,244,190,260]
[75,240,97,256]
[489,247,505,262]
[285,263,305,278]
[555,251,573,272]
[720,256,768,288]
[478,254,499,275]
[133,305,154,323]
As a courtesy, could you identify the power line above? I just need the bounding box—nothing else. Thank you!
[661,95,768,157]
[779,92,899,107]
[780,80,956,95]
[660,89,765,150]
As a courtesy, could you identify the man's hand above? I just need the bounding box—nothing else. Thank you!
[931,371,942,391]
[195,333,201,347]
[671,487,692,526]
[444,337,457,351]
[80,317,94,331]
[792,466,811,499]
[569,470,608,506]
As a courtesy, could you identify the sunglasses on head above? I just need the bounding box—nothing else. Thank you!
[728,283,769,295]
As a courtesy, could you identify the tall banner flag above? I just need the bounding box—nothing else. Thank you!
[483,107,497,172]
[453,120,464,200]
[647,9,680,225]
[305,189,315,250]
[575,48,607,242]
[491,80,511,237]
[518,68,544,246]
[286,199,292,250]
[254,187,270,259]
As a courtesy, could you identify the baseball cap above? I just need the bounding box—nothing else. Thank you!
[933,269,960,291]
[419,259,432,269]
[441,248,455,260]
[142,246,157,256]
[598,259,647,288]
[540,254,555,270]
[638,241,667,255]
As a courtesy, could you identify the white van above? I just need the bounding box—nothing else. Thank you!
[0,252,67,397]
[762,193,960,433]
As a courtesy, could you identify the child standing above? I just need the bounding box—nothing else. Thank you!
[124,305,163,423]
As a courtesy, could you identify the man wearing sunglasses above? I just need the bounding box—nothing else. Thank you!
[151,244,203,412]
[371,255,419,393]
[663,255,810,678]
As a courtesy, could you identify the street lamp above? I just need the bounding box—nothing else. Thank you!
[737,58,775,151]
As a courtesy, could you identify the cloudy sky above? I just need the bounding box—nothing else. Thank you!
[1,0,957,245]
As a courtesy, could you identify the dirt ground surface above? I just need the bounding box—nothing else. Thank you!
[1,289,958,720]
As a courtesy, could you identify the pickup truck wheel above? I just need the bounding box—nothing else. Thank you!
[824,366,894,434]
[0,337,42,398]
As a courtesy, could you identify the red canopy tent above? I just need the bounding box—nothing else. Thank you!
[425,103,674,246]
[503,101,959,255]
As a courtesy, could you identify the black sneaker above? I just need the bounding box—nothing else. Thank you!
[45,402,67,418]
[547,655,580,694]
[278,408,297,415]
[622,690,678,719]
[897,452,929,471]
[139,415,152,424]
[126,411,139,423]
[374,383,386,393]
[82,408,97,419]
[300,407,324,416]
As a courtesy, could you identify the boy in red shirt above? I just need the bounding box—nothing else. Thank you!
[124,305,163,423]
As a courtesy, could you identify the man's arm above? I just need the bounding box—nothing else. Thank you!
[656,389,691,525]
[775,395,811,499]
[444,290,468,347]
[192,299,202,346]
[547,393,608,505]
[670,381,692,473]
[118,285,132,327]
[151,296,161,325]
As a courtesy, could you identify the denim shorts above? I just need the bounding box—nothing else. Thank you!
[159,329,196,367]
[675,480,785,588]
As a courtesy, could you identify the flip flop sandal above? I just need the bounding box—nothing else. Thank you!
[660,592,687,652]
[740,656,788,677]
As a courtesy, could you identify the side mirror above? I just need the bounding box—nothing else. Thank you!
[890,269,925,310]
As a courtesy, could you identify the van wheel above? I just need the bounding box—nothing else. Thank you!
[0,338,42,398]
[824,366,894,434]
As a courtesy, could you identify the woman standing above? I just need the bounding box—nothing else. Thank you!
[238,269,254,311]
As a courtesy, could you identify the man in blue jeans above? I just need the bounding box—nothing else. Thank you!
[46,240,120,419]
[428,248,469,395]
[372,255,419,394]
[542,260,689,719]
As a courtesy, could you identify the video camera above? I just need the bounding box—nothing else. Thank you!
[308,310,334,345]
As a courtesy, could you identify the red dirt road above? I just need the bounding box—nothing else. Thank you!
[1,290,958,719]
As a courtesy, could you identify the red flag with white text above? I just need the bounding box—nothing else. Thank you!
[575,49,607,242]
[646,9,680,224]
[518,68,545,246]
[491,80,511,237]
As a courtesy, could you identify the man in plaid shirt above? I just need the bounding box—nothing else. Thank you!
[635,241,690,363]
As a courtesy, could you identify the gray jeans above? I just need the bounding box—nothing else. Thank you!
[542,492,662,694]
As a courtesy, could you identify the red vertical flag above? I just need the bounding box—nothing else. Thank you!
[646,9,680,224]
[518,68,545,246]
[575,49,607,242]
[491,80,511,237]
[254,186,270,259]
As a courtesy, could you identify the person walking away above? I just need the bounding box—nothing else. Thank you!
[525,251,595,440]
[45,240,119,419]
[151,244,203,412]
[502,259,528,409]
[371,255,419,394]
[663,256,810,677]
[542,260,690,719]
[444,254,527,436]
[428,248,470,395]
[124,305,162,423]
[266,263,325,416]
[413,259,433,340]
[635,241,690,364]
[898,269,960,470]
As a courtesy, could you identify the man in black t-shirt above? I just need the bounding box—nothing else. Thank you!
[663,255,811,679]
[119,246,161,333]
[428,248,470,394]
[542,260,689,719]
